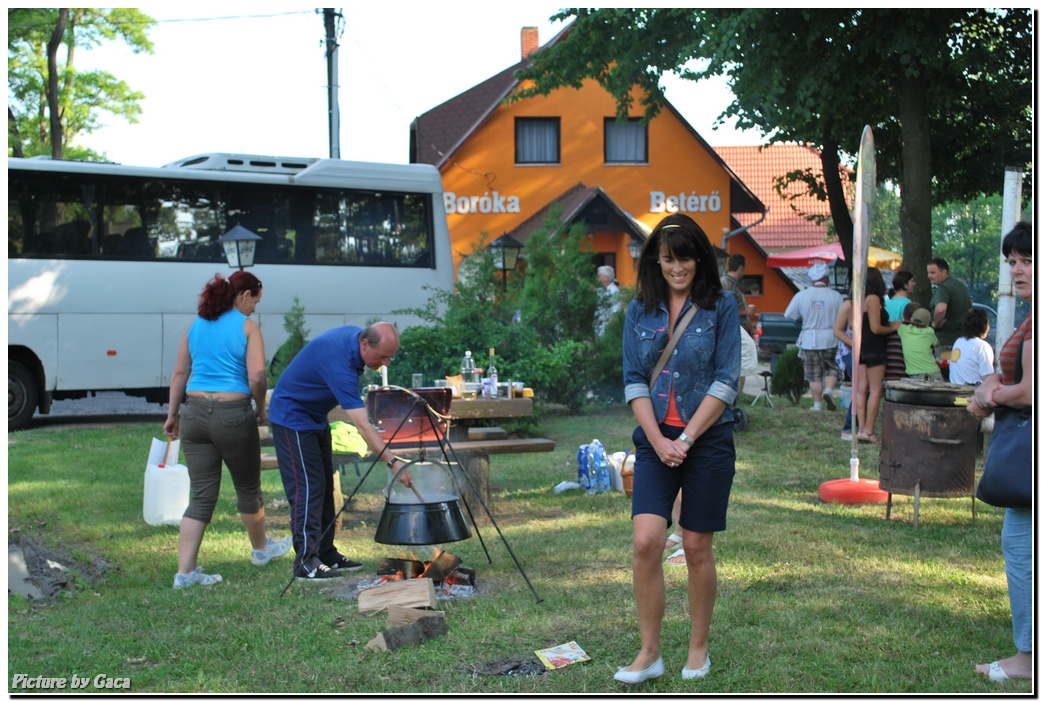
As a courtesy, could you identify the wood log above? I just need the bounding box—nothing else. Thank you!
[357,578,436,612]
[385,606,445,628]
[376,558,426,579]
[365,615,448,651]
[419,550,461,583]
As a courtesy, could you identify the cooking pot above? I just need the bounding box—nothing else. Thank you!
[374,460,471,545]
[884,379,974,407]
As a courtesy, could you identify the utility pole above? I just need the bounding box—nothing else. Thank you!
[321,8,342,159]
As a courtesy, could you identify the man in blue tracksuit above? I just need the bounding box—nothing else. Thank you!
[267,322,414,580]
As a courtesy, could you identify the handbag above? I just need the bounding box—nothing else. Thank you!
[976,407,1032,508]
[975,332,1032,508]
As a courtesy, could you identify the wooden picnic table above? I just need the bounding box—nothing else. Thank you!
[445,396,533,441]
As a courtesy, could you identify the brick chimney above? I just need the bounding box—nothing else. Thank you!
[521,27,539,59]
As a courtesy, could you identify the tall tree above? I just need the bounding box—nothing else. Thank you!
[8,8,155,159]
[515,9,1032,304]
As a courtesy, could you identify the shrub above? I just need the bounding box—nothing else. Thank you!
[267,296,308,386]
[771,346,808,406]
[392,206,622,413]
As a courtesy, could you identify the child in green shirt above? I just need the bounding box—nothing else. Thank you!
[897,304,942,380]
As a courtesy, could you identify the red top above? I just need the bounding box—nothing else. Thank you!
[997,313,1032,385]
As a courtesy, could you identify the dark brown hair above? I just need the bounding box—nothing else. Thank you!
[635,214,721,311]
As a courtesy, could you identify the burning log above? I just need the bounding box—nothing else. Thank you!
[365,614,448,652]
[357,578,436,612]
[376,558,426,579]
[419,550,462,582]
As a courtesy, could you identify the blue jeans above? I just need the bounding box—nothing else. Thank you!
[1003,507,1033,652]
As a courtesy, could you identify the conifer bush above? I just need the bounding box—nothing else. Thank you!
[771,346,809,405]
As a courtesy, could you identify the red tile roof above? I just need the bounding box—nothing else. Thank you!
[715,145,853,252]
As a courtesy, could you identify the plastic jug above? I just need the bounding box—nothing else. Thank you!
[143,438,190,526]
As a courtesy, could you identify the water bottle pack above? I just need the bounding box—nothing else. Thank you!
[577,439,613,495]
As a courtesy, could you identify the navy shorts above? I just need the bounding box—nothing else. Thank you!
[630,421,736,533]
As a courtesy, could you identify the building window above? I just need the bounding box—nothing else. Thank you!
[515,118,560,164]
[604,118,647,163]
[740,275,763,298]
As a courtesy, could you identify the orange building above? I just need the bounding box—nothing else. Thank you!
[410,25,799,313]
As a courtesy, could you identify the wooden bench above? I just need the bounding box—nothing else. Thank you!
[259,414,555,521]
[433,438,555,519]
[468,426,507,441]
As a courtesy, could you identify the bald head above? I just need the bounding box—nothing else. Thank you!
[359,322,400,370]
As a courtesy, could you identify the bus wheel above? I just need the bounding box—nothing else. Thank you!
[9,361,37,431]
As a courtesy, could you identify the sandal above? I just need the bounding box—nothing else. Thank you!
[665,532,682,550]
[856,432,880,444]
[666,547,686,567]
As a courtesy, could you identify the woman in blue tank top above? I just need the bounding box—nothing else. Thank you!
[163,271,291,589]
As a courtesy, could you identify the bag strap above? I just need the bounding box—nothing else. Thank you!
[649,303,697,389]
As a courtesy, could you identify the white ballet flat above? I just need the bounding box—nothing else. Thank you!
[681,655,711,680]
[613,655,664,684]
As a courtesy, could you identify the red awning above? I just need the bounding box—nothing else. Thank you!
[766,242,902,270]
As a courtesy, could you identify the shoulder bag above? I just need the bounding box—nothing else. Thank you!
[975,331,1032,508]
[648,303,697,389]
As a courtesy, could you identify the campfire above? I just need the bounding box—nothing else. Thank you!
[376,548,476,591]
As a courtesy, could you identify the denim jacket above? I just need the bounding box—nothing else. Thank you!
[622,292,741,426]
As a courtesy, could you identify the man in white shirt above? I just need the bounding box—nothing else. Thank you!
[784,262,844,411]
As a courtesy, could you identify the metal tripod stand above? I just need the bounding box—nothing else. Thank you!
[279,385,542,602]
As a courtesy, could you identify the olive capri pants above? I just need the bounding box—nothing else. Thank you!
[178,396,264,522]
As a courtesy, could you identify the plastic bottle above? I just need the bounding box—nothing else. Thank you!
[461,350,476,383]
[461,350,478,399]
[487,348,498,398]
[592,440,612,493]
[577,444,595,494]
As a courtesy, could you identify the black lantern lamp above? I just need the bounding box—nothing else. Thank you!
[219,224,263,271]
[831,261,851,295]
[628,238,643,261]
[489,233,523,292]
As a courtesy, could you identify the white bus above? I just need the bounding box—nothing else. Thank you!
[8,153,454,430]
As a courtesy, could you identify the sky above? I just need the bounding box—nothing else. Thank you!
[73,3,768,168]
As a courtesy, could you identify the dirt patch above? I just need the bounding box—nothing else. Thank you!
[469,656,546,677]
[9,534,116,603]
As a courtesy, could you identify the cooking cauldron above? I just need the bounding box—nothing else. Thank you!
[375,460,471,545]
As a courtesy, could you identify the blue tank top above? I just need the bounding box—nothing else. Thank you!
[186,309,251,394]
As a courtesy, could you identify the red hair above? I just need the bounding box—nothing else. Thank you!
[197,271,262,321]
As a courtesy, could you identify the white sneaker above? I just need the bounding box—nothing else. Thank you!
[251,535,293,566]
[173,566,223,589]
[810,403,822,411]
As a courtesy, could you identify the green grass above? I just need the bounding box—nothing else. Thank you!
[7,400,1028,693]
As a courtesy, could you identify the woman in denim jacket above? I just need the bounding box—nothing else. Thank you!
[614,214,741,684]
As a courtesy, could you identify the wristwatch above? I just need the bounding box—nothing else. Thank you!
[678,432,694,447]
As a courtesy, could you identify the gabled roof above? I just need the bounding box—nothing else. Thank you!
[506,183,648,247]
[410,23,763,216]
[715,144,853,251]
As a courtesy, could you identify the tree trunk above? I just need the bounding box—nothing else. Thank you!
[9,108,24,158]
[820,125,853,263]
[895,72,932,306]
[45,8,68,160]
